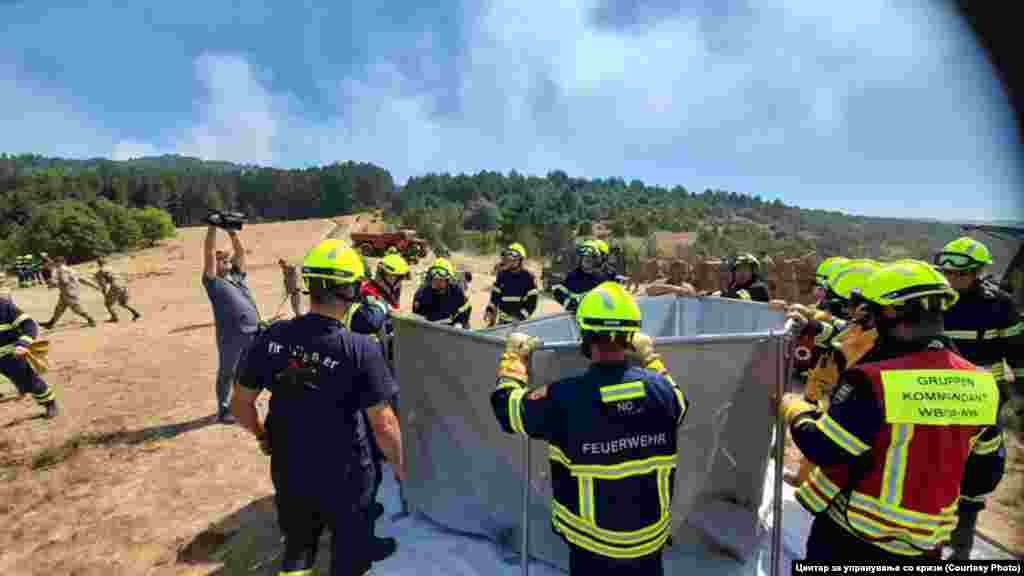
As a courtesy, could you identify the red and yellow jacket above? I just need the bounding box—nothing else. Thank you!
[789,339,1005,556]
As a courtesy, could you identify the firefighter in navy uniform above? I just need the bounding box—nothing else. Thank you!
[932,237,1022,559]
[780,260,1006,561]
[231,239,405,576]
[716,253,771,302]
[491,282,689,575]
[412,258,471,328]
[485,243,539,327]
[552,240,618,313]
[0,295,59,418]
[361,251,409,314]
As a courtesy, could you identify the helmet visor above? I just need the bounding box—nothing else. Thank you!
[933,252,981,270]
[429,267,453,281]
[502,249,522,261]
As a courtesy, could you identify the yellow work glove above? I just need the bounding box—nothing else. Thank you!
[780,393,818,427]
[627,333,668,375]
[497,332,539,384]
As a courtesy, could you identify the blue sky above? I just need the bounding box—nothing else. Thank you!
[1,0,1021,222]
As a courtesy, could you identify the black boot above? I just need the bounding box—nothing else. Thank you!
[44,401,60,419]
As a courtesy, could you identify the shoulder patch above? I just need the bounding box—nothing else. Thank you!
[831,382,855,405]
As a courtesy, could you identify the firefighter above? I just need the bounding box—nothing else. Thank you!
[15,256,28,288]
[485,243,539,326]
[361,251,409,313]
[785,259,880,486]
[780,260,1005,560]
[716,253,770,302]
[231,239,404,576]
[39,255,98,329]
[1,294,59,418]
[94,257,141,323]
[552,240,618,313]
[39,253,54,288]
[932,237,1022,559]
[412,258,471,328]
[491,282,689,575]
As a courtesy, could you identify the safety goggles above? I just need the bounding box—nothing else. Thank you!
[933,252,982,270]
[429,268,453,281]
[502,250,522,260]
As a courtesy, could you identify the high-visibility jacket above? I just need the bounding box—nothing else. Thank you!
[552,268,617,312]
[720,278,771,302]
[943,280,1023,387]
[793,346,1004,556]
[491,363,688,559]
[0,297,37,359]
[412,284,471,327]
[488,268,539,324]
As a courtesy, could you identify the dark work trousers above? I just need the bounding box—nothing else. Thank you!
[0,355,55,406]
[568,544,664,576]
[215,330,254,412]
[276,495,374,576]
[805,514,941,562]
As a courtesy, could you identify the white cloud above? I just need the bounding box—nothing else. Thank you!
[2,0,1020,220]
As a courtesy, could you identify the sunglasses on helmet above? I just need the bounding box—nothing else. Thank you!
[933,252,980,270]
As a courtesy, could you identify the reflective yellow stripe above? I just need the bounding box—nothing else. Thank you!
[672,387,687,423]
[943,330,978,340]
[457,302,470,313]
[989,363,1006,380]
[526,289,539,296]
[981,328,1001,340]
[552,513,670,559]
[549,444,571,467]
[599,381,646,403]
[496,379,520,392]
[0,343,15,357]
[815,413,870,455]
[552,285,569,295]
[18,335,33,345]
[501,296,524,302]
[579,476,595,523]
[492,286,503,294]
[552,500,670,545]
[880,424,912,506]
[815,322,834,346]
[566,455,677,479]
[657,468,671,512]
[960,494,986,504]
[736,289,751,300]
[972,430,1004,455]
[1001,321,1024,338]
[508,388,527,434]
[826,491,956,555]
[278,570,316,576]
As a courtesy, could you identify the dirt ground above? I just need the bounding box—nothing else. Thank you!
[0,215,1019,575]
[0,214,566,576]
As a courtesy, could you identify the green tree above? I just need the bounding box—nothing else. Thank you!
[90,198,143,250]
[134,206,177,247]
[22,200,115,263]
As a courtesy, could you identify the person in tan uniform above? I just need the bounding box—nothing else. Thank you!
[39,256,98,329]
[94,257,141,322]
[279,258,302,317]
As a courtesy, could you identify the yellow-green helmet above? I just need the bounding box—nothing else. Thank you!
[731,253,760,271]
[856,260,959,311]
[301,239,365,288]
[504,242,527,259]
[576,282,641,334]
[427,257,456,280]
[934,237,993,270]
[827,259,880,300]
[577,240,599,257]
[816,257,849,286]
[379,253,410,277]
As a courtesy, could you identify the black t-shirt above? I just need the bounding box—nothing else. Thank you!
[238,313,397,504]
